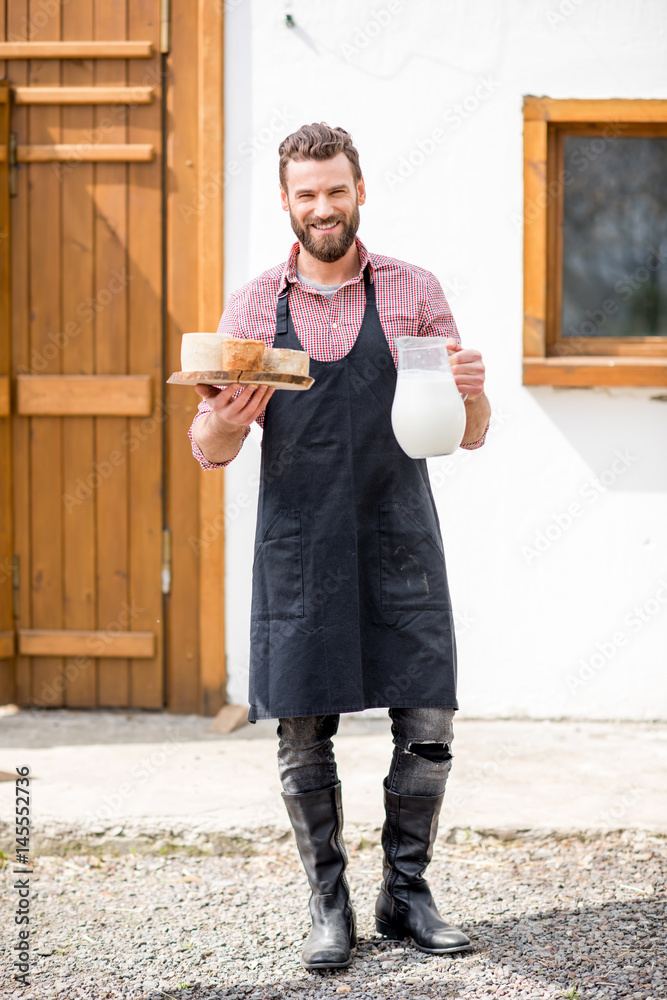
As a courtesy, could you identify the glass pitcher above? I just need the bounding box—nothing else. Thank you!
[391,336,466,458]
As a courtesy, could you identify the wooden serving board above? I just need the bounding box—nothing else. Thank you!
[167,370,314,391]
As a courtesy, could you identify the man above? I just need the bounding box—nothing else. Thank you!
[189,124,490,971]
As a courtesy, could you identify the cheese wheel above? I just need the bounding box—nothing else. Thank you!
[261,348,310,377]
[222,338,265,371]
[180,332,224,372]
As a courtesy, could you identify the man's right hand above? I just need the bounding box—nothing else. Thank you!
[192,383,275,465]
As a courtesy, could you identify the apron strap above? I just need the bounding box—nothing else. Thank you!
[275,284,290,336]
[362,263,376,307]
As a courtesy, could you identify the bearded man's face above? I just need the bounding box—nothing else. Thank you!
[281,152,365,263]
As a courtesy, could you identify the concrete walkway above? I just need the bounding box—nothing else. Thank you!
[0,708,665,853]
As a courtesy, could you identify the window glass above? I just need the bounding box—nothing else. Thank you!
[562,137,667,338]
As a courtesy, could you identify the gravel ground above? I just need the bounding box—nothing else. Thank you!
[1,829,665,1000]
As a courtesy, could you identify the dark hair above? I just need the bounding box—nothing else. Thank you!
[278,122,362,190]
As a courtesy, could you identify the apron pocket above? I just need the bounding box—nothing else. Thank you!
[251,509,304,620]
[379,502,449,610]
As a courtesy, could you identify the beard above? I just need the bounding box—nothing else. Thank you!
[288,201,360,263]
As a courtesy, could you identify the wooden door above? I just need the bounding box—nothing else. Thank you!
[2,2,164,708]
[0,81,12,701]
[1,0,226,714]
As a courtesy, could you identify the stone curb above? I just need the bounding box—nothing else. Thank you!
[1,819,664,858]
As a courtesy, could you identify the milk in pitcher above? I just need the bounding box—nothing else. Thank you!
[391,336,466,458]
[391,369,466,458]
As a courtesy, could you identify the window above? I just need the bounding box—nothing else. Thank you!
[522,98,667,386]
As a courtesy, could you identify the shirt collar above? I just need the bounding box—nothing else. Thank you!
[279,237,373,292]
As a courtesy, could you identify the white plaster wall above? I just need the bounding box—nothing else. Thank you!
[222,0,667,720]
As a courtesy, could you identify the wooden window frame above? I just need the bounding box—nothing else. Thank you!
[522,97,667,387]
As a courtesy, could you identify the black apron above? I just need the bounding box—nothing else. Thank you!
[248,267,458,721]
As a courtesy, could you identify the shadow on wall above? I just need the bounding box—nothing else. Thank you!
[528,387,667,493]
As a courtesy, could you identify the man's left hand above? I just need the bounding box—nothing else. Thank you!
[446,339,485,400]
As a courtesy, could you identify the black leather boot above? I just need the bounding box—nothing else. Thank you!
[282,782,357,970]
[375,780,472,954]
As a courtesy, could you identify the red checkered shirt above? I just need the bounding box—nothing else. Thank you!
[189,238,488,468]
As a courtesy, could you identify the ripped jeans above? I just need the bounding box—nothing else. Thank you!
[277,707,455,798]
